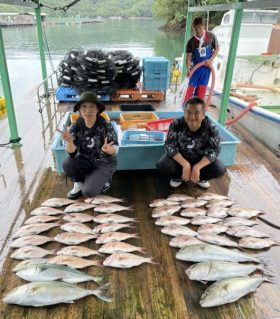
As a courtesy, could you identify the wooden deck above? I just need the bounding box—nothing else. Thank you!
[0,97,280,318]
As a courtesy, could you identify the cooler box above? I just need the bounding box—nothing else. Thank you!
[120,112,159,130]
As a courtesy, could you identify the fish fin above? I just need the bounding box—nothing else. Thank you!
[93,260,103,267]
[147,257,158,265]
[92,284,112,302]
[64,301,74,304]
[139,248,146,254]
[199,280,208,284]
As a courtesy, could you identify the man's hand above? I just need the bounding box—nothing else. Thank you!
[102,137,115,155]
[190,164,201,183]
[181,162,191,181]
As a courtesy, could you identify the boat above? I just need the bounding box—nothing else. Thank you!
[1,2,280,318]
[211,9,280,155]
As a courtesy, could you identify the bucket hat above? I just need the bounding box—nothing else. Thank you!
[74,91,105,113]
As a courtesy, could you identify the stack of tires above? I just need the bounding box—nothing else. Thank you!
[108,50,142,89]
[57,49,142,96]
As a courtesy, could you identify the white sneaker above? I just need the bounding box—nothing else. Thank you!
[197,180,210,189]
[170,179,182,188]
[67,182,82,199]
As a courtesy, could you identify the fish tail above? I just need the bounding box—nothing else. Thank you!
[92,284,112,302]
[132,233,141,238]
[93,259,103,267]
[147,257,158,265]
[127,223,136,229]
[138,247,146,254]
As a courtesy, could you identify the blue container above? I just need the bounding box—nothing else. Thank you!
[55,86,79,102]
[143,75,169,91]
[121,130,165,146]
[51,111,240,173]
[143,57,170,76]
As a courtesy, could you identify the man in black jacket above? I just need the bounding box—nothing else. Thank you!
[156,97,226,188]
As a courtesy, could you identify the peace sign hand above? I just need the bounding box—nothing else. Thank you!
[102,137,115,155]
[60,125,73,143]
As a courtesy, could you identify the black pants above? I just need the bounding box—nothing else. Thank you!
[156,154,226,181]
[62,155,117,198]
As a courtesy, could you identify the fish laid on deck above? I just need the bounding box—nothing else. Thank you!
[54,232,98,245]
[238,237,280,249]
[222,217,259,227]
[85,194,124,204]
[56,246,102,257]
[12,222,61,238]
[41,198,77,207]
[200,276,269,307]
[227,207,264,218]
[64,202,96,213]
[15,263,105,284]
[63,212,95,223]
[176,243,260,263]
[161,225,198,237]
[103,252,156,268]
[95,232,140,244]
[155,216,190,226]
[94,203,132,213]
[92,222,135,233]
[206,206,228,218]
[48,255,103,269]
[169,235,203,248]
[180,207,207,218]
[197,234,239,247]
[30,206,64,216]
[24,215,61,224]
[190,216,222,225]
[3,281,112,306]
[226,226,270,238]
[99,241,145,254]
[93,213,137,224]
[166,193,194,202]
[10,235,55,248]
[61,222,96,234]
[151,204,181,218]
[186,261,263,282]
[11,246,56,260]
[197,224,228,234]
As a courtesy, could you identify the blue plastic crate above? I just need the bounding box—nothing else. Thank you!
[143,75,169,91]
[121,130,165,146]
[55,86,111,102]
[56,86,79,102]
[143,57,170,76]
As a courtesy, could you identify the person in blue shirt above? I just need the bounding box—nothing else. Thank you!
[183,17,219,103]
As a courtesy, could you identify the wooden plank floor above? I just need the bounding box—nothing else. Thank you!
[0,119,280,318]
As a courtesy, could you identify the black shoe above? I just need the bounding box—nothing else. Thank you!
[101,178,112,194]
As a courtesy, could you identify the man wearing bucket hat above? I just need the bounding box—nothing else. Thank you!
[61,91,118,199]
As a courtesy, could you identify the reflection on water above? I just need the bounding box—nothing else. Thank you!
[1,20,184,102]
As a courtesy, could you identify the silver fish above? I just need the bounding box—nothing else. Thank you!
[167,194,194,202]
[11,246,56,260]
[13,258,50,272]
[149,199,176,207]
[48,255,103,269]
[223,217,259,227]
[238,237,280,249]
[92,223,135,234]
[3,281,111,306]
[190,216,222,226]
[151,205,181,218]
[99,242,145,254]
[197,224,228,235]
[176,243,260,263]
[169,235,203,248]
[16,263,105,284]
[226,226,270,238]
[206,206,228,218]
[10,235,54,248]
[161,225,198,237]
[93,213,137,224]
[197,193,229,201]
[206,199,236,208]
[94,203,132,213]
[103,252,156,268]
[200,276,267,307]
[180,207,207,218]
[155,216,190,226]
[12,222,60,239]
[24,215,61,224]
[56,246,102,257]
[61,222,95,234]
[41,198,76,207]
[96,232,139,244]
[54,232,97,245]
[63,212,95,223]
[30,207,63,216]
[186,261,263,282]
[197,234,238,247]
[85,194,124,204]
[181,198,207,208]
[227,208,264,219]
[64,202,96,213]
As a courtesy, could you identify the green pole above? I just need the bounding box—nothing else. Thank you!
[182,9,193,80]
[0,25,21,144]
[218,1,243,125]
[34,1,49,96]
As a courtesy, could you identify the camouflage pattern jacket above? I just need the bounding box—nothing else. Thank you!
[69,115,118,164]
[165,116,221,163]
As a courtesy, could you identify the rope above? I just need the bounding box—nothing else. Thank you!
[31,0,82,12]
[42,23,55,73]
